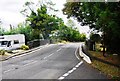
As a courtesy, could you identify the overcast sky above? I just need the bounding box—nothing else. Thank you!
[0,0,89,36]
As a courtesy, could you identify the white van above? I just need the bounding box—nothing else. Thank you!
[0,34,25,50]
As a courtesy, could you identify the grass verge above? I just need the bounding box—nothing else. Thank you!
[89,51,120,79]
[91,59,120,79]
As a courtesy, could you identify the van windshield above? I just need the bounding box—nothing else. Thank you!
[0,41,8,47]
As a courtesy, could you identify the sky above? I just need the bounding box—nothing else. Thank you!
[0,0,90,36]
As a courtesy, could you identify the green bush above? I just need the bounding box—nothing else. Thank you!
[0,50,5,55]
[6,50,13,53]
[20,45,29,50]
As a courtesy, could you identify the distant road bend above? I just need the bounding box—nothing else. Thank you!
[2,43,107,79]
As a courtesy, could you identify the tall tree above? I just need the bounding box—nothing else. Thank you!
[21,1,60,39]
[66,19,76,28]
[63,2,120,55]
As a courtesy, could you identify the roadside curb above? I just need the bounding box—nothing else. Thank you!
[79,44,92,64]
[1,44,49,61]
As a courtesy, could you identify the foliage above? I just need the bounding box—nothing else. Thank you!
[66,19,76,28]
[3,22,41,43]
[90,33,101,42]
[6,50,13,53]
[0,27,5,35]
[20,45,29,50]
[21,1,61,39]
[20,1,86,42]
[63,2,120,53]
[17,23,41,42]
[0,50,5,55]
[58,25,86,42]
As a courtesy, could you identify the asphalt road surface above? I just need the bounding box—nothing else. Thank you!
[1,43,107,80]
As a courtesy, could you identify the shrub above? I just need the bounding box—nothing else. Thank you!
[0,50,5,55]
[61,40,68,44]
[20,45,29,50]
[6,50,13,53]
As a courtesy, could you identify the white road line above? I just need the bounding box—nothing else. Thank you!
[72,67,77,70]
[78,61,83,66]
[58,61,83,80]
[63,73,69,77]
[58,76,65,80]
[75,64,79,68]
[75,47,80,60]
[43,53,54,59]
[23,61,37,67]
[3,68,14,73]
[68,70,73,74]
[57,48,61,52]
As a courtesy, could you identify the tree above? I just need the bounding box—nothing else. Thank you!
[0,19,4,35]
[90,33,101,43]
[3,22,41,43]
[21,1,61,39]
[58,24,86,42]
[0,19,1,24]
[66,19,76,28]
[0,27,4,35]
[63,2,120,55]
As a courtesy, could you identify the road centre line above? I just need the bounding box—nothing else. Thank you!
[43,48,61,60]
[43,53,54,59]
[3,68,15,73]
[57,48,61,52]
[23,61,37,67]
[14,47,61,60]
[4,46,61,74]
[58,61,83,80]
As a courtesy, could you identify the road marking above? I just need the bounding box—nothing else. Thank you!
[68,70,73,74]
[43,48,61,60]
[58,76,65,80]
[72,67,77,70]
[75,47,80,60]
[11,45,50,59]
[3,68,14,73]
[43,53,54,59]
[23,61,37,67]
[57,48,61,52]
[63,73,69,77]
[58,61,83,80]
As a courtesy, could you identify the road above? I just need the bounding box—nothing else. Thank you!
[1,43,107,80]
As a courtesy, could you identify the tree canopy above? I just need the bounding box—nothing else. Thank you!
[63,2,120,53]
[22,2,61,39]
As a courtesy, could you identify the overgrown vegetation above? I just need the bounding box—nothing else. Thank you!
[89,51,120,79]
[91,60,120,79]
[0,1,86,43]
[63,2,120,55]
[0,50,5,55]
[20,45,29,50]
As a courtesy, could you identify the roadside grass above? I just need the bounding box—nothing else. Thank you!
[0,49,24,56]
[89,51,120,79]
[0,52,11,56]
[91,60,120,79]
[89,51,120,65]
